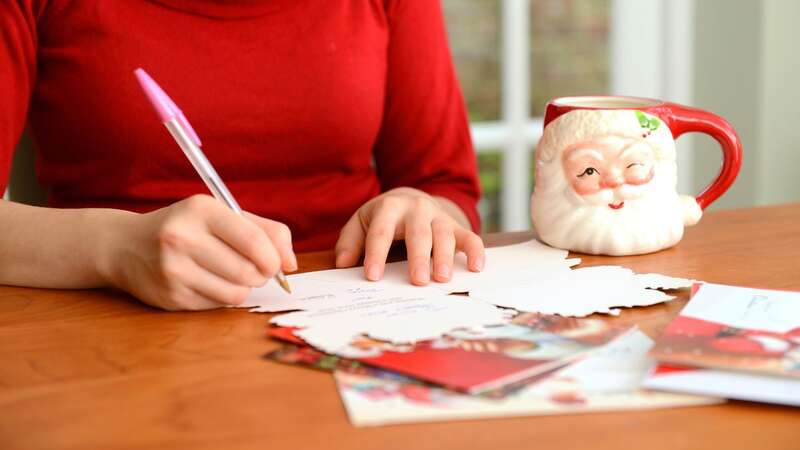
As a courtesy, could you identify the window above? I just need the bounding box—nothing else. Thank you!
[444,0,611,232]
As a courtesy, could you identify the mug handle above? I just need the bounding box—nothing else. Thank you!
[660,102,743,210]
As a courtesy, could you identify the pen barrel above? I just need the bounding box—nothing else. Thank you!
[164,119,243,215]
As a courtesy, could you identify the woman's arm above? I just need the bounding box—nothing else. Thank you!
[0,197,297,310]
[0,3,295,310]
[0,201,129,288]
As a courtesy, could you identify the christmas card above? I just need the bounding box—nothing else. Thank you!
[331,331,719,426]
[269,313,631,395]
[649,283,800,378]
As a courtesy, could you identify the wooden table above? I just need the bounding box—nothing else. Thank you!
[1,204,799,450]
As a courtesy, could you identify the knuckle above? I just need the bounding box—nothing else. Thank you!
[432,217,454,233]
[157,223,185,249]
[408,255,430,266]
[241,229,267,256]
[234,262,259,285]
[367,224,393,239]
[466,232,484,249]
[378,196,403,212]
[184,194,213,211]
[159,259,184,281]
[406,227,431,243]
[274,223,292,243]
[413,196,434,214]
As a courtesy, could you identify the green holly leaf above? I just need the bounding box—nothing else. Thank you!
[635,111,650,128]
[635,111,661,132]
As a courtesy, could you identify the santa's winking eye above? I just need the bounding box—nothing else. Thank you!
[626,162,642,168]
[578,167,598,177]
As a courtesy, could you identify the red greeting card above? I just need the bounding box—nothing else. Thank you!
[269,313,629,395]
[649,283,800,378]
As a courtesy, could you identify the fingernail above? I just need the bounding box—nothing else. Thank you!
[474,257,485,272]
[288,254,298,272]
[435,263,450,280]
[413,265,430,284]
[366,263,381,281]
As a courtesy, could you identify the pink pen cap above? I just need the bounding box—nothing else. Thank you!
[134,68,202,147]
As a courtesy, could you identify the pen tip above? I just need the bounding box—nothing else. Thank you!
[276,273,292,294]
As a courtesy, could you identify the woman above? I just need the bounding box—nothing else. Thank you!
[0,0,484,310]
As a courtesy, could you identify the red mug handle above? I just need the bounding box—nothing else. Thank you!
[658,102,743,210]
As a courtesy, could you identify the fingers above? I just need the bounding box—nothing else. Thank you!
[206,208,282,278]
[187,234,266,287]
[179,257,252,307]
[335,213,366,268]
[405,201,435,285]
[455,228,485,272]
[156,251,250,310]
[431,218,455,282]
[246,213,298,272]
[362,201,404,281]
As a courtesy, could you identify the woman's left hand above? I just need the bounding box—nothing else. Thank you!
[334,187,485,285]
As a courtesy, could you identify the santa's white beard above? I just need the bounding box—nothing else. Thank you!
[531,162,685,255]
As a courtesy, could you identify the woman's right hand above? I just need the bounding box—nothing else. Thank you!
[103,194,297,311]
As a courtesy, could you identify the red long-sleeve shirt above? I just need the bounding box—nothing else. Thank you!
[0,0,480,252]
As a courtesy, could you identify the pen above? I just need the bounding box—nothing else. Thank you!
[134,68,292,294]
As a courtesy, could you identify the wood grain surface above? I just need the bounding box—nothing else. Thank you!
[1,204,799,450]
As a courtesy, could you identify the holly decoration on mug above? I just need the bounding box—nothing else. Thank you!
[635,110,661,138]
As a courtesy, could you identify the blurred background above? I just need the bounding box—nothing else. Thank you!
[7,0,800,232]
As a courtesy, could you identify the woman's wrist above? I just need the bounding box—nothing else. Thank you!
[91,208,140,289]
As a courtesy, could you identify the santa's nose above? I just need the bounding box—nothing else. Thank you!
[601,175,624,189]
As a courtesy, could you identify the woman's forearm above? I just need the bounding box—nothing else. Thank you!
[0,200,132,289]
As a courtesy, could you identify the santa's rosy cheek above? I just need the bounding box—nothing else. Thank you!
[625,166,655,185]
[571,178,602,196]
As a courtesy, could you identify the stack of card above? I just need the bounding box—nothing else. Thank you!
[244,238,725,425]
[266,313,720,426]
[644,283,800,407]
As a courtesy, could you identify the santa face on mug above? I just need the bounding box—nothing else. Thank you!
[532,109,702,256]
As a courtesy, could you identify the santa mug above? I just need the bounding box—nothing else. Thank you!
[531,96,742,255]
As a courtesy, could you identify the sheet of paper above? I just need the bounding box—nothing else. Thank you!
[238,238,576,314]
[294,239,577,294]
[644,364,800,407]
[468,266,694,317]
[270,289,512,357]
[238,278,443,313]
[678,283,800,334]
[334,330,720,427]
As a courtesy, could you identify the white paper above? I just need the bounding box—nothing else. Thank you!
[644,365,800,407]
[535,329,669,393]
[298,239,576,294]
[469,266,693,317]
[270,290,511,357]
[239,278,442,313]
[679,283,800,333]
[239,238,694,355]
